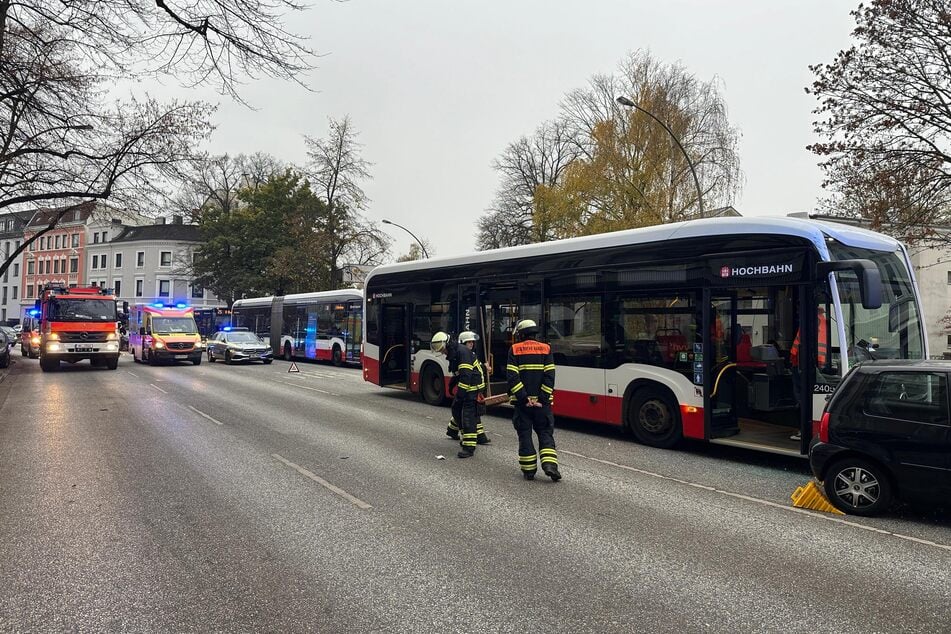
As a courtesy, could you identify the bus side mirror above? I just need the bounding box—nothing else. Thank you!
[817,259,882,310]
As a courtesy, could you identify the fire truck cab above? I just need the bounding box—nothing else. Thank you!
[34,285,121,372]
[129,303,204,365]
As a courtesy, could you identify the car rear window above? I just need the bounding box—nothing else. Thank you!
[864,371,949,425]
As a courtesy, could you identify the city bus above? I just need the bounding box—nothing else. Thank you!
[231,290,363,365]
[362,216,926,457]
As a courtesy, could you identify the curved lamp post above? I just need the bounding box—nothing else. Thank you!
[615,95,704,216]
[382,219,430,259]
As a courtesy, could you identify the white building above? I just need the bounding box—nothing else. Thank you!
[85,215,225,310]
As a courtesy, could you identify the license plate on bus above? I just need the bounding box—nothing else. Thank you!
[75,346,93,353]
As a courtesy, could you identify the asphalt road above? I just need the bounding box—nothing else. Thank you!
[1,353,949,632]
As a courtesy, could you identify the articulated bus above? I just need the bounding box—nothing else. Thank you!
[231,290,363,365]
[362,217,926,457]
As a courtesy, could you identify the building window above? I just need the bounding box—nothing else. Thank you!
[158,280,170,297]
[160,251,172,267]
[1,287,6,303]
[72,233,80,248]
[39,236,45,250]
[93,232,99,244]
[70,258,78,273]
[12,286,17,300]
[114,280,121,296]
[102,231,108,242]
[190,283,204,299]
[27,261,34,275]
[54,259,60,274]
[136,252,145,267]
[135,279,143,297]
[54,235,61,249]
[100,254,107,269]
[27,284,34,298]
[115,253,122,268]
[12,263,18,277]
[91,256,98,270]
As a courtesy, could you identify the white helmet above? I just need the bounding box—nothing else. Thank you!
[431,331,450,352]
[458,331,479,344]
[513,319,539,338]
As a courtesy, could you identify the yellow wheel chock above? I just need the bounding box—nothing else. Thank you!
[791,480,844,515]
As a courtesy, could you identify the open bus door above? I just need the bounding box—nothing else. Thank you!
[346,300,362,363]
[380,303,410,387]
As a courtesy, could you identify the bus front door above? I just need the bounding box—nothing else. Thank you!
[707,293,739,438]
[380,304,410,387]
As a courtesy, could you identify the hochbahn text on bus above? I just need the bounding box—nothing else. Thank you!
[231,290,363,366]
[362,216,926,458]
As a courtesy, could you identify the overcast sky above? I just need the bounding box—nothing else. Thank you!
[166,0,857,260]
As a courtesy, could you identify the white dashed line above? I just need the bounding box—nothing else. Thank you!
[187,405,224,426]
[150,383,167,394]
[271,379,340,397]
[126,371,138,378]
[272,453,372,510]
[561,449,951,553]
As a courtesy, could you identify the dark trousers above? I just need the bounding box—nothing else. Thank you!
[459,398,478,450]
[448,395,486,438]
[512,404,556,474]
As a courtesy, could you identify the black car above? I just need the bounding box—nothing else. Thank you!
[810,360,951,516]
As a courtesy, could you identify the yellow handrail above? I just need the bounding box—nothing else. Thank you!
[711,363,736,398]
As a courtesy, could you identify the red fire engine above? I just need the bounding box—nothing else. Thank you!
[34,285,121,372]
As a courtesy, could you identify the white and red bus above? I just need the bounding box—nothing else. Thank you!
[362,216,926,457]
[231,290,362,365]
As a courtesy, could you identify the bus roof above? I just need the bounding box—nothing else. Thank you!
[366,216,902,282]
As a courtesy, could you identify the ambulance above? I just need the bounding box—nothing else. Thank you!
[129,303,204,365]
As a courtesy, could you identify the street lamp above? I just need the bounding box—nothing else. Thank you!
[382,219,430,259]
[615,95,704,216]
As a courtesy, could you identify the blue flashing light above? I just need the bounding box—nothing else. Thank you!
[27,309,40,317]
[175,303,187,309]
[152,302,165,308]
[223,326,232,331]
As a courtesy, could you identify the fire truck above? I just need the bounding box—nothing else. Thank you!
[34,285,122,372]
[129,303,204,365]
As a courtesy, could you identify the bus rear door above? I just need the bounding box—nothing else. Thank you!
[380,303,410,387]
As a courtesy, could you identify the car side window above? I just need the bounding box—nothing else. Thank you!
[865,372,949,425]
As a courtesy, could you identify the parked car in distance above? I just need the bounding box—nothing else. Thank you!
[0,330,11,368]
[206,328,273,364]
[810,360,951,516]
[0,325,19,346]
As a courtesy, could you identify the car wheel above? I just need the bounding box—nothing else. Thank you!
[420,363,446,405]
[192,356,202,366]
[283,342,293,361]
[0,354,8,369]
[147,348,158,366]
[823,457,893,516]
[627,386,683,449]
[225,350,233,364]
[208,349,216,363]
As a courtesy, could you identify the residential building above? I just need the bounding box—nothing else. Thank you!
[85,215,225,310]
[0,211,32,324]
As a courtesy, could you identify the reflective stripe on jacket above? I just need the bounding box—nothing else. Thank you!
[506,339,555,405]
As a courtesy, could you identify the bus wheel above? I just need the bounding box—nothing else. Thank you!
[420,363,445,406]
[627,386,682,449]
[332,345,342,367]
[283,343,292,361]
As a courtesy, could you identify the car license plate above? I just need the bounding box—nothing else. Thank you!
[175,354,188,360]
[75,346,93,353]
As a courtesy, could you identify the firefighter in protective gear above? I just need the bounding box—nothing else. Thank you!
[506,319,560,481]
[455,331,487,458]
[432,332,490,444]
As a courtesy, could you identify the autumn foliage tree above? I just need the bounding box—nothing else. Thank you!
[808,0,951,242]
[0,0,314,277]
[477,51,742,248]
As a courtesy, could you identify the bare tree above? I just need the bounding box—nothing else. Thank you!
[396,240,435,262]
[477,120,580,249]
[304,116,389,282]
[0,0,315,277]
[808,0,951,242]
[176,153,284,222]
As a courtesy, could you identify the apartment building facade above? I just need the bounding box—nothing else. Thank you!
[0,211,32,324]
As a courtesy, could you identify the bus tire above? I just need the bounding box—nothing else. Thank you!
[627,385,682,449]
[332,345,342,367]
[283,342,292,361]
[420,362,446,406]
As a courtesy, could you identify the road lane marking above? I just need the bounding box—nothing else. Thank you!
[271,453,372,510]
[126,371,138,378]
[187,405,224,426]
[150,383,168,394]
[271,379,340,397]
[561,449,951,553]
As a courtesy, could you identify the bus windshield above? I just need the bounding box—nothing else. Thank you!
[152,317,198,334]
[828,244,924,363]
[49,299,117,322]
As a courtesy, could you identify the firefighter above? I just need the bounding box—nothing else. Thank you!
[455,331,486,458]
[431,332,490,444]
[506,319,561,481]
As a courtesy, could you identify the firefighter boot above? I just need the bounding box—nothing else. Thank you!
[542,462,562,482]
[476,434,491,445]
[446,417,460,440]
[457,448,475,459]
[523,471,536,481]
